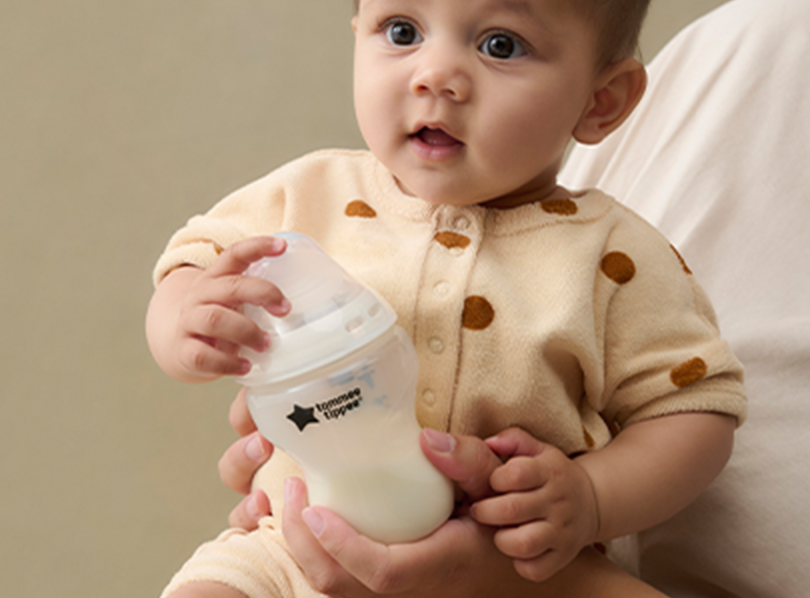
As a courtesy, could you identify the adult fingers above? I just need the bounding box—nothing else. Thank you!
[218,431,273,494]
[282,477,373,598]
[302,503,490,596]
[228,490,272,531]
[420,429,504,502]
[229,387,257,437]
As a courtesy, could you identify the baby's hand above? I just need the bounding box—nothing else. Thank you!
[470,428,600,583]
[172,236,291,379]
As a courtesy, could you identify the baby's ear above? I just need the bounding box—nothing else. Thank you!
[573,58,647,145]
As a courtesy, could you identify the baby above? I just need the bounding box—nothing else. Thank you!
[146,0,746,596]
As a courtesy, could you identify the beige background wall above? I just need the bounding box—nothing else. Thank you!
[0,1,729,595]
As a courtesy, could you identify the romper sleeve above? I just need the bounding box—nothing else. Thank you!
[591,205,746,431]
[152,166,291,286]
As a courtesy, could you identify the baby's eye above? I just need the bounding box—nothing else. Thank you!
[480,33,527,59]
[385,21,422,46]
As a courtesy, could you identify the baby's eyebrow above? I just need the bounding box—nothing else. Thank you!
[361,0,414,10]
[490,0,560,35]
[498,0,537,18]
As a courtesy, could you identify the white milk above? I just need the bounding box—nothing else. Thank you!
[307,446,455,544]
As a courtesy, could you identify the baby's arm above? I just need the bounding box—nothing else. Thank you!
[472,412,735,582]
[576,412,735,541]
[146,236,290,383]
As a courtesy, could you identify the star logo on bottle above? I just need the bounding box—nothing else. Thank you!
[287,404,320,432]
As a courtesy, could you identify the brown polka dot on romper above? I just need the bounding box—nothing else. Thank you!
[541,198,579,216]
[601,252,636,284]
[670,244,693,275]
[670,357,708,388]
[461,296,495,330]
[434,231,471,250]
[345,200,377,218]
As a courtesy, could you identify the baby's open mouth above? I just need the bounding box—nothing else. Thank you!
[411,127,463,147]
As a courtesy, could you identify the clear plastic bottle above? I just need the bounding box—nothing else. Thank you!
[239,232,454,543]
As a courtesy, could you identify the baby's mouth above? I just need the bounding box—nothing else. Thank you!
[411,126,463,147]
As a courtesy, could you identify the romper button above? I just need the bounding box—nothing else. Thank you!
[453,216,470,230]
[434,281,450,296]
[421,390,437,406]
[429,338,444,354]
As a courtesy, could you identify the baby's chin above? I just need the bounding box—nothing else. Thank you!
[392,175,494,208]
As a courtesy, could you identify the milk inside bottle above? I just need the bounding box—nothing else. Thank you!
[239,232,454,543]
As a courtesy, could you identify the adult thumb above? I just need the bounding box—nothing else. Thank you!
[419,429,503,502]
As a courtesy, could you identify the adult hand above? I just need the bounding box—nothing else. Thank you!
[282,429,532,598]
[282,428,661,598]
[218,388,274,530]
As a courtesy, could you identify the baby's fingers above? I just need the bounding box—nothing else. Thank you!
[471,491,545,527]
[187,304,270,352]
[489,455,551,494]
[177,337,252,377]
[196,274,290,316]
[494,520,555,561]
[207,236,288,278]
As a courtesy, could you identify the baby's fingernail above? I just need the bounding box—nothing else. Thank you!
[256,333,271,351]
[266,298,291,317]
[424,428,456,453]
[302,508,324,537]
[238,359,252,375]
[246,433,268,462]
[270,237,287,253]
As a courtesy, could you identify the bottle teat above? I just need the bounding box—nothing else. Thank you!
[238,232,397,386]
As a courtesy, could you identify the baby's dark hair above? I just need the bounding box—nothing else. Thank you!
[352,0,651,67]
[580,0,652,67]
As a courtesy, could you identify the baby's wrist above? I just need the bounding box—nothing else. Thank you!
[574,457,604,544]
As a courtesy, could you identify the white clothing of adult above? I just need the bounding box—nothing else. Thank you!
[561,0,810,596]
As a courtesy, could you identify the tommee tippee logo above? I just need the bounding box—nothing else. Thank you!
[287,387,364,432]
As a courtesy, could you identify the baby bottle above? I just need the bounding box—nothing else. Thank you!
[239,232,454,543]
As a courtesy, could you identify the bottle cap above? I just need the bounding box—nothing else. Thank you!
[238,232,397,386]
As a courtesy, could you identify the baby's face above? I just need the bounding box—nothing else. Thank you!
[352,0,601,208]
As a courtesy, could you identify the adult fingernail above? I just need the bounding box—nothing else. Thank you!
[245,492,263,521]
[246,433,268,462]
[302,508,324,537]
[284,477,293,503]
[424,428,456,453]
